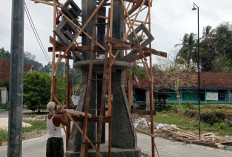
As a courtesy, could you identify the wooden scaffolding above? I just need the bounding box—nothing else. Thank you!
[30,0,167,156]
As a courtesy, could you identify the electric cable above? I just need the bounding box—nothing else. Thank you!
[24,2,51,63]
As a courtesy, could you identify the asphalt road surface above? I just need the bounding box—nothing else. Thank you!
[1,132,232,157]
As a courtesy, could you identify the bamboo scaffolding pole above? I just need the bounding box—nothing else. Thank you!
[30,0,63,7]
[121,0,139,43]
[148,0,155,156]
[54,0,106,75]
[125,0,146,38]
[96,43,109,157]
[51,0,57,102]
[141,57,151,80]
[65,56,71,150]
[141,8,150,38]
[97,15,109,19]
[132,19,150,24]
[79,14,98,157]
[52,95,103,157]
[107,0,115,156]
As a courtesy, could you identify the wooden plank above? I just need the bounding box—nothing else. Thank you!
[56,54,73,59]
[48,45,131,52]
[124,2,142,19]
[106,37,167,58]
[30,0,63,8]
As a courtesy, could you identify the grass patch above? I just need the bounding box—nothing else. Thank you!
[0,130,7,143]
[155,111,232,136]
[0,104,7,110]
[22,120,47,133]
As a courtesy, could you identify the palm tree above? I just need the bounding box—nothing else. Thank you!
[175,33,197,69]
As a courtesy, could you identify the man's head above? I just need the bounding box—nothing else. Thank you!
[47,102,56,114]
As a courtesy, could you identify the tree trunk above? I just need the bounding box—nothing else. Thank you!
[176,89,181,106]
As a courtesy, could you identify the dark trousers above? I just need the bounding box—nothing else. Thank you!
[46,137,64,157]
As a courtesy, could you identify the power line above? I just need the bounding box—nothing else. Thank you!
[24,2,51,63]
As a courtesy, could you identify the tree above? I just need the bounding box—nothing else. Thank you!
[24,72,51,112]
[176,33,197,69]
[23,71,66,112]
[200,23,232,72]
[0,48,10,60]
[24,51,43,71]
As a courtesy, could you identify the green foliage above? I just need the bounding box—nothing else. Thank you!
[24,51,43,71]
[155,108,232,136]
[0,130,7,143]
[0,48,10,60]
[184,101,194,109]
[201,110,225,125]
[0,104,7,110]
[170,104,182,113]
[177,22,232,72]
[213,122,230,130]
[24,72,51,111]
[56,76,66,103]
[175,33,197,69]
[133,63,147,78]
[24,71,66,111]
[22,120,47,133]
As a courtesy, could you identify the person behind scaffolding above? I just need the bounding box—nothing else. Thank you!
[45,102,69,157]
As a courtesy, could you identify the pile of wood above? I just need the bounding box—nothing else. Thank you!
[159,128,232,149]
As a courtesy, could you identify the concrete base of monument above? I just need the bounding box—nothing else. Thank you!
[66,146,141,157]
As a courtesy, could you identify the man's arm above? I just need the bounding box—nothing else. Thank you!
[59,113,69,126]
[53,113,69,127]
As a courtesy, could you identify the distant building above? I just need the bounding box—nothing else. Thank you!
[0,60,33,104]
[134,71,232,105]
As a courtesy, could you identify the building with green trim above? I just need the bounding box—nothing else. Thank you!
[134,72,232,105]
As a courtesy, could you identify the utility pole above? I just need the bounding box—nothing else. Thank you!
[7,0,24,156]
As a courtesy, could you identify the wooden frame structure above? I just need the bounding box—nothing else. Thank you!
[30,0,167,156]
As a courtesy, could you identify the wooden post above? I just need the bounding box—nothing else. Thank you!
[80,13,97,157]
[108,0,114,156]
[148,0,155,156]
[51,0,57,102]
[65,56,71,150]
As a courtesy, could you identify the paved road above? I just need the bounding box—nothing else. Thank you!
[138,133,232,157]
[1,132,232,157]
[1,111,232,157]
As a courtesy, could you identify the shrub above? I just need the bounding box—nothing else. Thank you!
[184,101,194,109]
[0,130,7,143]
[201,110,225,125]
[171,105,182,113]
[213,122,230,130]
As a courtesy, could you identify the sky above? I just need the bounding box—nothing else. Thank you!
[0,0,232,66]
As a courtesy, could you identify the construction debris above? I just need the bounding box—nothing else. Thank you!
[133,117,232,151]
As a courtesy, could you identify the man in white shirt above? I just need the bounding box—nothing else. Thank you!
[46,102,69,157]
